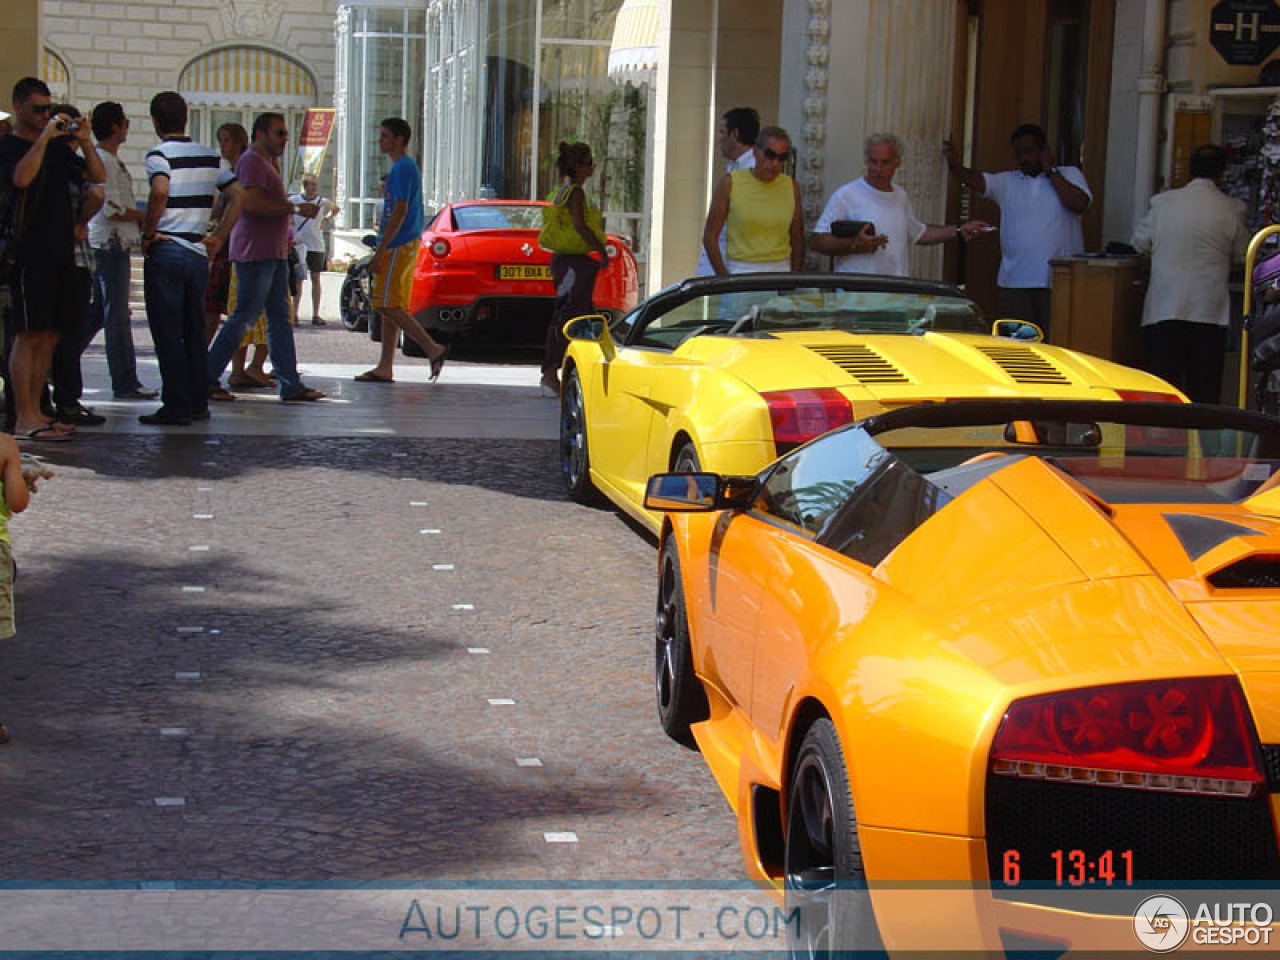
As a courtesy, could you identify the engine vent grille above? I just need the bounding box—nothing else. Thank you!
[976,345,1072,385]
[807,344,909,383]
[1207,555,1280,590]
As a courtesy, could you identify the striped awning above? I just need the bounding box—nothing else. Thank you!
[607,0,659,83]
[179,47,316,107]
[41,48,70,101]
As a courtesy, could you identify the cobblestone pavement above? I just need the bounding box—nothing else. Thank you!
[0,319,742,887]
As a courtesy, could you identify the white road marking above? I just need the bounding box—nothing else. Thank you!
[543,832,578,843]
[204,440,220,446]
[201,461,218,467]
[153,798,186,807]
[174,672,201,680]
[516,758,543,768]
[160,728,188,737]
[192,514,214,520]
[176,627,203,634]
[197,487,213,493]
[432,563,454,571]
[391,452,408,458]
[410,501,429,506]
[189,545,210,552]
[466,647,490,654]
[487,698,516,706]
[181,586,205,593]
[420,529,441,535]
[452,604,475,611]
[208,629,221,635]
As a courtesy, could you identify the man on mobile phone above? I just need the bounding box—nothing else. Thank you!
[813,133,987,277]
[0,77,105,442]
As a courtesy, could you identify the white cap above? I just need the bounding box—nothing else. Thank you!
[0,110,10,122]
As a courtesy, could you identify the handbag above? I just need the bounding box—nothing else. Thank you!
[538,183,605,255]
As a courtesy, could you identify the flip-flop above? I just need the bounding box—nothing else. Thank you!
[18,426,71,443]
[354,371,394,383]
[429,347,449,382]
[281,388,327,403]
[208,387,237,402]
[228,374,267,389]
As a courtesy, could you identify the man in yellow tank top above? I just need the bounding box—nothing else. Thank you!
[701,125,804,276]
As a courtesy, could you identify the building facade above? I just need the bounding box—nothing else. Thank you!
[37,0,339,195]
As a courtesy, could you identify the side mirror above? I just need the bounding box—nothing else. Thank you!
[992,319,1044,342]
[563,313,609,342]
[645,472,756,512]
[645,473,722,512]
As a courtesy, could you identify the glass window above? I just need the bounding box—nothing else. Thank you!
[757,428,889,537]
[338,5,426,231]
[452,203,543,231]
[482,0,537,200]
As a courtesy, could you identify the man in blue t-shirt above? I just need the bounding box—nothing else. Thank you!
[355,117,447,384]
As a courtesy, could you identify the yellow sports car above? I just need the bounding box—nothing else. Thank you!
[646,399,1280,955]
[559,273,1183,530]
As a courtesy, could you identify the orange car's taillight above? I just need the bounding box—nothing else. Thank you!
[1115,389,1184,403]
[990,677,1264,797]
[762,389,853,447]
[430,239,451,258]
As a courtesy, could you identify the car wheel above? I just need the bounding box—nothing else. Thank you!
[655,537,710,748]
[672,440,701,473]
[785,719,883,959]
[560,368,599,504]
[340,271,372,333]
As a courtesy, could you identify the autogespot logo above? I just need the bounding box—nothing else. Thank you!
[1134,895,1191,952]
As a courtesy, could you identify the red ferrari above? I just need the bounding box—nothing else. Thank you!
[401,199,640,353]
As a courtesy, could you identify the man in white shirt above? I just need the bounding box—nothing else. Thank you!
[812,133,987,277]
[1132,144,1247,404]
[945,123,1091,335]
[86,101,156,400]
[289,173,337,324]
[694,107,759,277]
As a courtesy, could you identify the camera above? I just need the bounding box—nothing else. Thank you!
[54,118,80,134]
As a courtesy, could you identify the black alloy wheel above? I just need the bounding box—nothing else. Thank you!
[655,538,709,747]
[784,719,883,959]
[672,440,701,474]
[340,268,372,332]
[560,368,598,504]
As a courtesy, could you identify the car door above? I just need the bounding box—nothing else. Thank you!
[741,427,948,740]
[583,294,719,508]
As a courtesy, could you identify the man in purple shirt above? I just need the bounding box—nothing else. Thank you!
[206,112,325,402]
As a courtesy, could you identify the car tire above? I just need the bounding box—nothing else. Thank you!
[672,440,701,474]
[785,719,883,958]
[655,537,710,748]
[560,368,600,505]
[340,271,372,333]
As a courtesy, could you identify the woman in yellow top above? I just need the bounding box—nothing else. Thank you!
[540,141,609,396]
[701,125,805,275]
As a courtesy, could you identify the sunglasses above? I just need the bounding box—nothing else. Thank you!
[25,103,52,115]
[758,146,790,163]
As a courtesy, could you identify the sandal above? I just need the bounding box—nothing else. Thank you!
[354,370,394,383]
[208,386,236,402]
[281,388,326,403]
[429,346,449,382]
[18,425,71,443]
[228,374,266,389]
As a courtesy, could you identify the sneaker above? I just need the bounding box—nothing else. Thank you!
[138,408,192,426]
[114,387,159,400]
[56,404,106,427]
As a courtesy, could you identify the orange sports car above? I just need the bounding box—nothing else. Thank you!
[401,199,639,352]
[647,399,1280,955]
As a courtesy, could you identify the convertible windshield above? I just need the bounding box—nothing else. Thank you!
[635,287,987,349]
[871,412,1280,505]
[452,204,542,231]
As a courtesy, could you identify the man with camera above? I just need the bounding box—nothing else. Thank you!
[0,77,105,442]
[811,133,987,278]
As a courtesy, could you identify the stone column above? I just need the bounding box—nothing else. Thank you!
[782,0,959,279]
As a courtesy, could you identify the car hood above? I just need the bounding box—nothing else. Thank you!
[876,455,1280,731]
[675,331,1179,407]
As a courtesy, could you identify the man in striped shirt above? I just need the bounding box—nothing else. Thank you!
[140,91,241,426]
